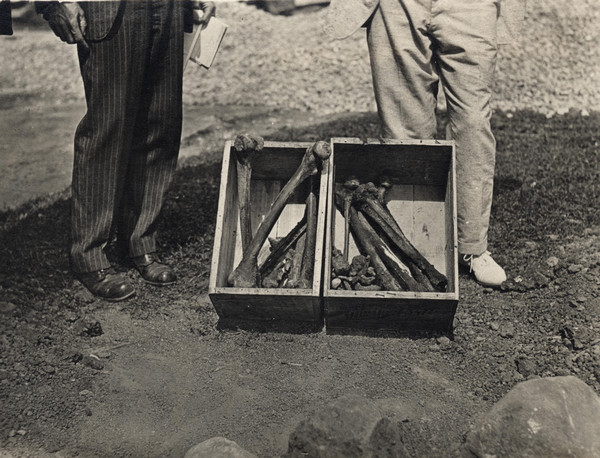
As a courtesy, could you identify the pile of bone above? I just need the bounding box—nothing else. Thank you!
[331,177,447,293]
[228,134,330,289]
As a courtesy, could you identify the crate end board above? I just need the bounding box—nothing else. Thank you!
[324,138,458,331]
[324,295,458,333]
[209,140,328,322]
[210,289,323,323]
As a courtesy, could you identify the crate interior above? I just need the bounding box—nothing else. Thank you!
[328,140,457,294]
[213,142,321,291]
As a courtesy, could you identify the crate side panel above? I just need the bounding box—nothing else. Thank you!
[213,145,239,288]
[311,166,329,298]
[411,185,447,275]
[210,292,321,322]
[384,184,415,243]
[250,145,307,181]
[324,295,457,332]
[332,141,453,187]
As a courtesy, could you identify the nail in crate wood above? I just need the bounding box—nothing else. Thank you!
[209,141,328,323]
[324,138,459,333]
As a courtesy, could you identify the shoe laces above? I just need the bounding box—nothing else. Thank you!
[462,251,492,273]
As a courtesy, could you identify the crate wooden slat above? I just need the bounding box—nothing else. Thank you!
[324,138,459,333]
[209,141,328,323]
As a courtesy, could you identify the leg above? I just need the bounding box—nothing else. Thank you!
[433,0,498,256]
[433,0,506,285]
[117,0,184,259]
[366,0,438,139]
[71,6,151,274]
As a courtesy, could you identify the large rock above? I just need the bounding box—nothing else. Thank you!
[286,394,409,457]
[184,437,257,458]
[464,376,600,457]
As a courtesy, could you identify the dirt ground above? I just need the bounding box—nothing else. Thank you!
[1,4,600,458]
[1,108,599,457]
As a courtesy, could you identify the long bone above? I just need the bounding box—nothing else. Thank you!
[228,141,331,288]
[335,190,420,291]
[286,233,306,288]
[342,176,360,261]
[233,133,264,254]
[352,182,447,292]
[348,207,402,291]
[334,192,401,291]
[297,177,318,289]
[259,215,306,279]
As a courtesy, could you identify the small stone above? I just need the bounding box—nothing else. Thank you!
[515,358,537,378]
[82,355,104,371]
[546,256,560,268]
[17,430,26,436]
[489,322,500,331]
[576,296,587,303]
[500,324,515,338]
[73,289,95,303]
[568,264,583,274]
[8,430,16,438]
[483,287,494,294]
[42,365,56,374]
[79,389,93,396]
[0,301,16,314]
[436,336,451,346]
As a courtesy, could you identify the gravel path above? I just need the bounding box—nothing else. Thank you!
[1,1,598,117]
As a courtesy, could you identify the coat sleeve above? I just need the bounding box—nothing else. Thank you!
[324,0,379,40]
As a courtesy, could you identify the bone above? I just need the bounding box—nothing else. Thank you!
[286,233,306,288]
[348,207,402,291]
[331,247,350,277]
[297,177,318,289]
[228,141,330,288]
[259,216,306,279]
[376,175,392,205]
[342,176,360,261]
[352,182,447,292]
[233,133,264,254]
[262,249,295,288]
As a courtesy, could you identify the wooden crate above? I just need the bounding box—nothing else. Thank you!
[209,141,328,323]
[323,138,459,333]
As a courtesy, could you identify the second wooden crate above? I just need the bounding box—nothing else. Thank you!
[324,138,459,333]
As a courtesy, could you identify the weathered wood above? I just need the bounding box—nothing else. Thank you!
[209,141,327,324]
[323,137,458,333]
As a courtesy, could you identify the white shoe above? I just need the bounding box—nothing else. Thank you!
[460,251,507,286]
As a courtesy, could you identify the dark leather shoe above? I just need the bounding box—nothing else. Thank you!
[131,253,176,286]
[76,269,136,302]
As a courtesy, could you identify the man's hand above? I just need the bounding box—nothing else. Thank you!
[191,1,216,29]
[43,2,88,50]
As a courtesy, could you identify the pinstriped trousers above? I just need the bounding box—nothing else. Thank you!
[71,0,184,273]
[367,0,499,256]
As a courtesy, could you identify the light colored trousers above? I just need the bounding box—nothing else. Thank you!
[367,0,499,256]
